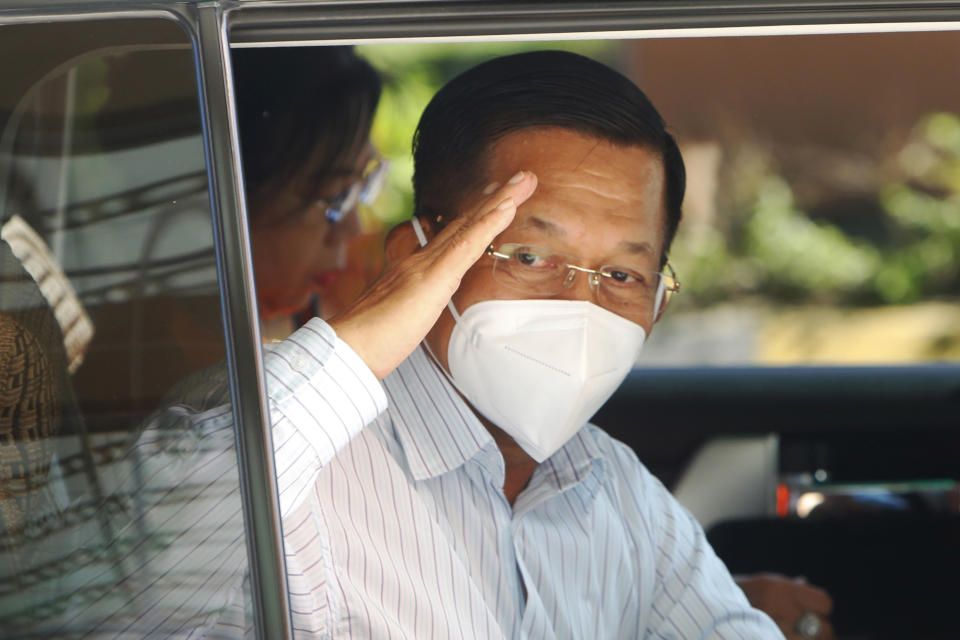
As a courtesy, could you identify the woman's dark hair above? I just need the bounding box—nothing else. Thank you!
[413,50,685,261]
[232,46,381,220]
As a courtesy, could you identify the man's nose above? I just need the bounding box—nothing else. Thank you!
[552,269,596,304]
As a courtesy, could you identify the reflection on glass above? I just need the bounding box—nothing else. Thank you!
[0,19,250,636]
[233,46,382,337]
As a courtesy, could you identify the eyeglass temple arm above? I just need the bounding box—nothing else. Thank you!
[664,260,681,292]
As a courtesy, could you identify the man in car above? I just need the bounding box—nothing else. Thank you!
[250,49,786,637]
[21,50,790,638]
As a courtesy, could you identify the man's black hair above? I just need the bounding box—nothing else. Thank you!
[412,50,685,261]
[232,46,381,220]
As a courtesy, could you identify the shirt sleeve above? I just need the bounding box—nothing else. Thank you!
[261,318,388,517]
[0,318,385,637]
[642,471,785,639]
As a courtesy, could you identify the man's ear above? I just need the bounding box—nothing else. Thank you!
[385,217,427,265]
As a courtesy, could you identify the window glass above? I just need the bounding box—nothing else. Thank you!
[357,34,960,368]
[0,18,254,635]
[347,36,959,640]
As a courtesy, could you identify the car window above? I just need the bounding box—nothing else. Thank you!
[0,17,255,635]
[2,3,957,639]
[357,34,960,369]
[333,33,960,640]
[354,31,960,498]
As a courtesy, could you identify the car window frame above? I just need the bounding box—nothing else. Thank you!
[226,5,960,637]
[0,5,290,638]
[4,2,960,639]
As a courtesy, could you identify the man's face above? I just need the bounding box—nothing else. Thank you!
[424,126,667,371]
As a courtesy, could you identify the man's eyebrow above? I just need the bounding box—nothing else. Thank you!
[521,215,565,236]
[620,240,654,256]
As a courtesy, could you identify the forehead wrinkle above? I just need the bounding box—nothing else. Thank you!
[544,166,653,206]
[551,180,638,205]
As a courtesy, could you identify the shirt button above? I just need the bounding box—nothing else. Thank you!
[291,355,307,372]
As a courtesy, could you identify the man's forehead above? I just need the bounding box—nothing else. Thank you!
[486,129,664,202]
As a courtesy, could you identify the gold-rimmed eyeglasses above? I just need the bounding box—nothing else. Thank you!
[486,243,680,319]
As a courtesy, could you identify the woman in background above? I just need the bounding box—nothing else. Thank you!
[233,46,387,339]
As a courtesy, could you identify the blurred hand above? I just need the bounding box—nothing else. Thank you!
[329,171,537,379]
[735,573,834,640]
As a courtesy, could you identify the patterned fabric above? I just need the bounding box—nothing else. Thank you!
[0,239,96,634]
[0,318,783,638]
[0,314,59,544]
[1,215,94,375]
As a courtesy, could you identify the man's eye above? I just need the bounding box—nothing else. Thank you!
[607,269,647,286]
[516,251,548,267]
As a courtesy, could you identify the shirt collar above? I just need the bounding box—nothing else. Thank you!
[382,345,495,481]
[382,345,609,493]
[509,427,608,518]
[540,426,607,494]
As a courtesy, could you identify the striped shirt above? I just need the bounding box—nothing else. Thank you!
[1,318,782,638]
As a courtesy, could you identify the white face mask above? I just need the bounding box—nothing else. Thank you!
[447,298,646,461]
[411,218,648,462]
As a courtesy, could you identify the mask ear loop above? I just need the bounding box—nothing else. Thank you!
[652,277,666,321]
[409,217,462,383]
[411,215,429,247]
[411,217,461,322]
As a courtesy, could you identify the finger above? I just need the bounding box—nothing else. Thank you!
[819,619,836,640]
[432,170,537,243]
[472,169,536,217]
[786,615,834,640]
[431,196,518,279]
[784,616,832,640]
[793,583,833,614]
[426,171,537,273]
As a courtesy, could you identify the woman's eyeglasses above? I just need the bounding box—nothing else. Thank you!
[320,154,391,225]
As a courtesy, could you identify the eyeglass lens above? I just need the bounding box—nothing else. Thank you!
[324,157,390,224]
[491,245,670,317]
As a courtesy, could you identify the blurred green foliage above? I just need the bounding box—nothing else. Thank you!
[745,178,881,296]
[671,112,960,308]
[877,113,960,303]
